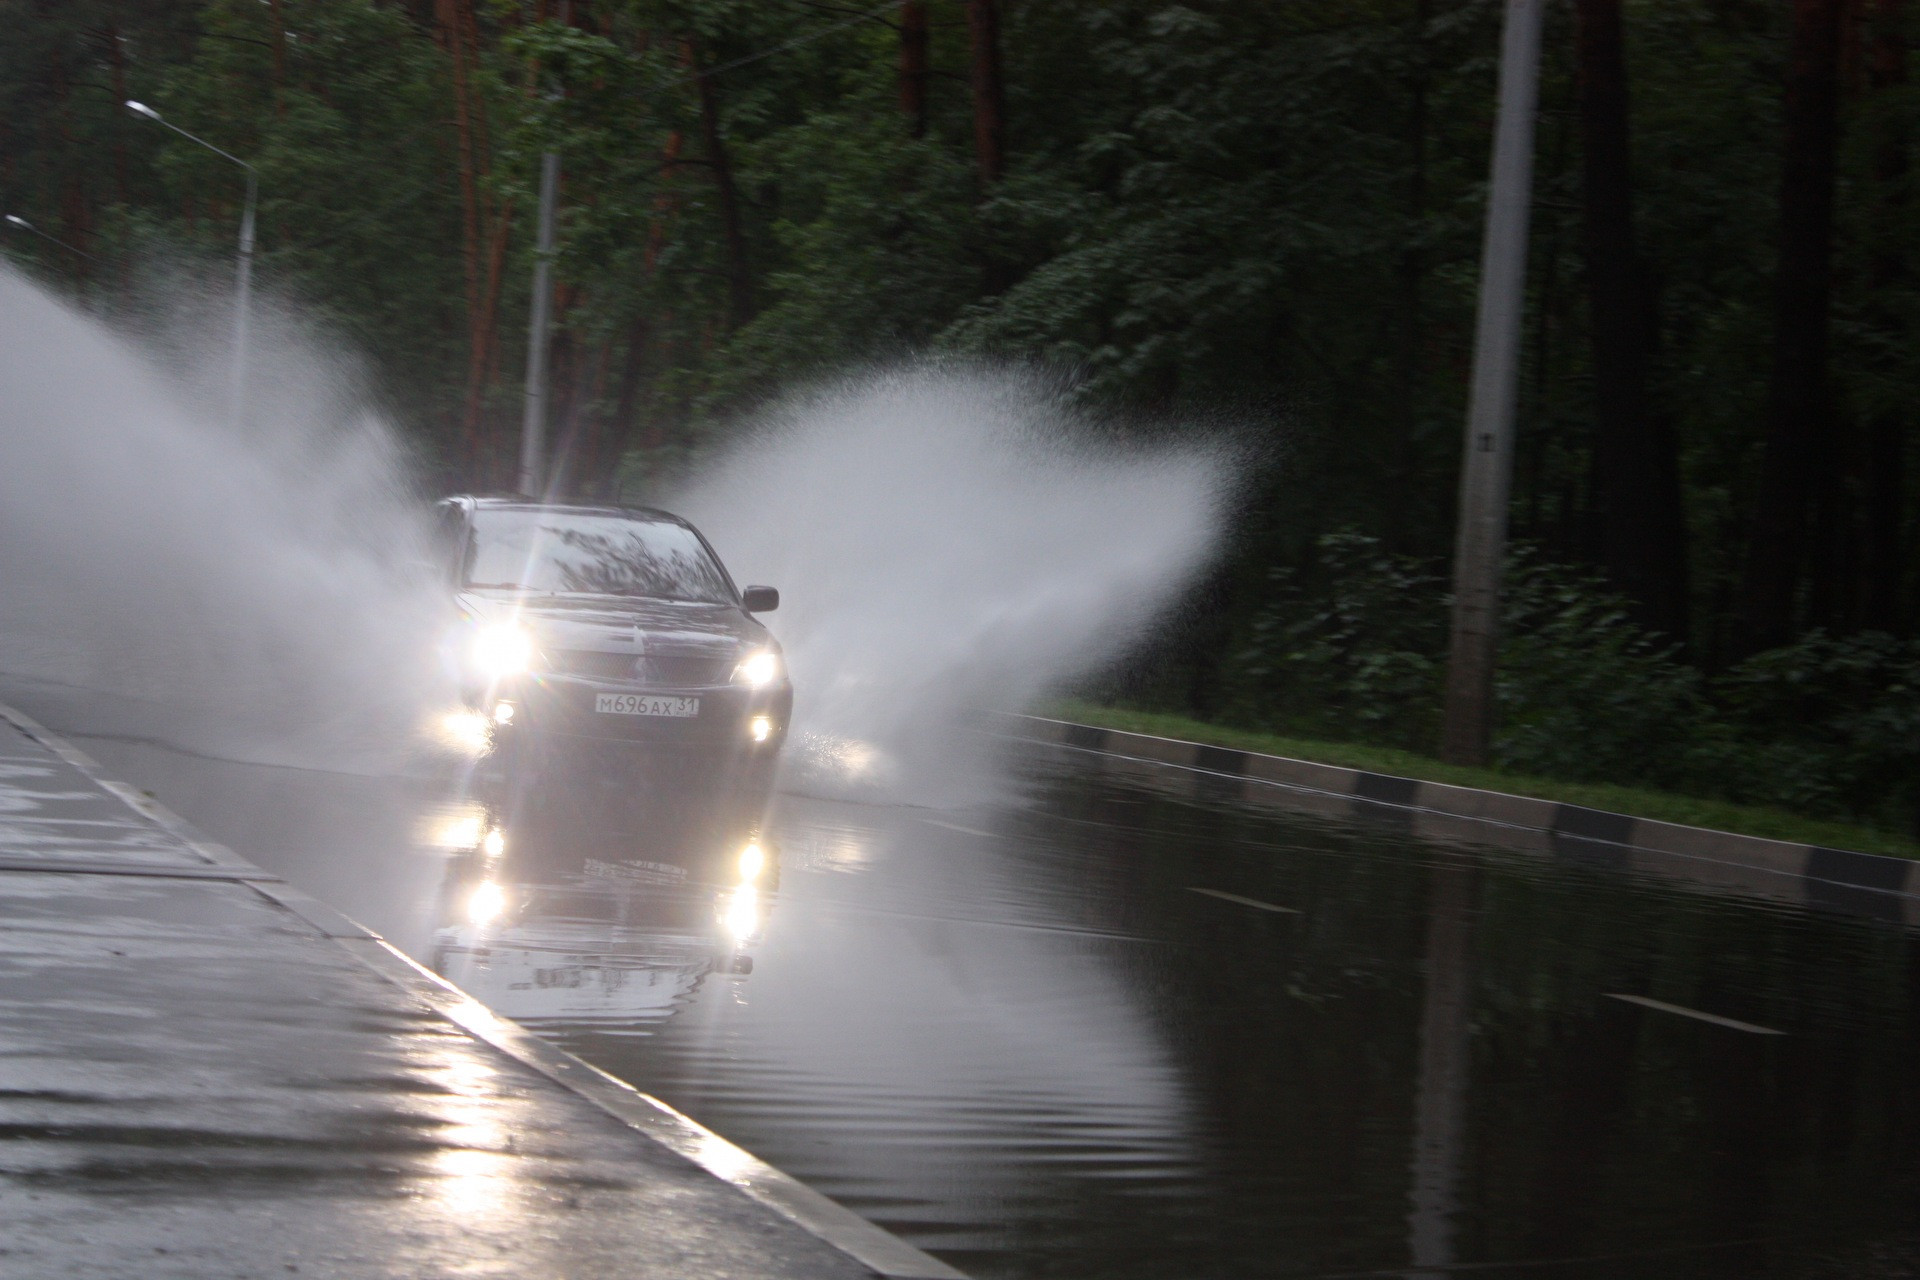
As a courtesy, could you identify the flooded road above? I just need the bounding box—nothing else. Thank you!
[8,676,1919,1279]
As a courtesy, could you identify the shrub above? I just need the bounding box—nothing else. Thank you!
[1491,550,1710,787]
[1212,532,1918,835]
[1225,531,1446,749]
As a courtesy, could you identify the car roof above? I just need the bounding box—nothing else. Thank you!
[445,495,692,527]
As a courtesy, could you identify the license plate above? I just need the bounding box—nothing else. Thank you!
[595,693,699,718]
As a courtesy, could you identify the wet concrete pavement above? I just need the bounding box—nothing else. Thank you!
[7,674,1920,1279]
[0,707,951,1279]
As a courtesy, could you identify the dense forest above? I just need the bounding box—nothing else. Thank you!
[3,0,1917,831]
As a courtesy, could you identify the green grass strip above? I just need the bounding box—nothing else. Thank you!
[1047,699,1920,861]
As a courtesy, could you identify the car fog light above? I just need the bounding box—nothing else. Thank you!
[482,828,505,858]
[738,841,765,882]
[468,881,506,925]
[750,715,772,742]
[492,700,515,725]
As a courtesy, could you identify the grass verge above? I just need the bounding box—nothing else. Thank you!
[1046,699,1920,861]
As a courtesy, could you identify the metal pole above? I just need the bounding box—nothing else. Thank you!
[1439,0,1545,766]
[124,103,256,428]
[3,214,100,265]
[230,168,257,427]
[518,148,560,497]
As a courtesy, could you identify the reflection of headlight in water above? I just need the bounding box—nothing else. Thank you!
[470,622,533,679]
[468,881,507,925]
[436,710,493,758]
[429,807,486,849]
[737,841,765,882]
[720,885,759,942]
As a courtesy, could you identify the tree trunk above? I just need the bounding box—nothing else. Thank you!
[267,0,287,111]
[1397,0,1430,469]
[1737,0,1846,651]
[103,25,130,205]
[688,40,755,329]
[900,1,930,138]
[1863,0,1908,631]
[436,0,495,483]
[966,0,1005,184]
[1574,0,1690,641]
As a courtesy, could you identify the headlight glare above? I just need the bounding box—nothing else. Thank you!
[738,842,766,882]
[471,622,534,679]
[734,650,781,688]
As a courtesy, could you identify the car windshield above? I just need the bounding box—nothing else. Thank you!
[464,509,734,603]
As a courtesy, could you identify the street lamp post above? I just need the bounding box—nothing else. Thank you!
[126,101,256,426]
[3,214,100,265]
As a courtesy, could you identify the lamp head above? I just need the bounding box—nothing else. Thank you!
[125,100,161,122]
[3,215,29,230]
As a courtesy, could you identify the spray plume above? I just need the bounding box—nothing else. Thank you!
[671,365,1230,805]
[0,265,445,770]
[0,268,1227,802]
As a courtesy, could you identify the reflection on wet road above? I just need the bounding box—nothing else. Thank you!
[8,677,1920,1279]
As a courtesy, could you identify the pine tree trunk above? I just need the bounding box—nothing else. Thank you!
[688,40,754,329]
[1863,0,1908,631]
[436,0,492,484]
[1738,0,1846,651]
[966,0,1005,184]
[1574,0,1690,641]
[900,1,930,138]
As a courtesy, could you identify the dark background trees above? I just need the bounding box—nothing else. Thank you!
[3,0,1915,825]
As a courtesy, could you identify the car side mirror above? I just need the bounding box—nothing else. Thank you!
[741,585,779,613]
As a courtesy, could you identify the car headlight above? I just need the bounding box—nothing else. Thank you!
[471,622,534,679]
[733,650,782,688]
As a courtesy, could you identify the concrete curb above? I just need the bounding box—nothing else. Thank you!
[1004,714,1920,927]
[0,699,965,1280]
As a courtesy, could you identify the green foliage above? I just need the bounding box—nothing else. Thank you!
[1492,550,1708,785]
[1216,533,1920,835]
[3,0,1914,824]
[1227,531,1447,750]
[1709,631,1920,828]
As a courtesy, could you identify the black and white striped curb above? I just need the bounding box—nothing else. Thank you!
[1003,715,1920,927]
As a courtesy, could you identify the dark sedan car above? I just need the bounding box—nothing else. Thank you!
[432,496,790,872]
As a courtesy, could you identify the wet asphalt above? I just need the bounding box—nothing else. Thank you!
[5,675,1920,1280]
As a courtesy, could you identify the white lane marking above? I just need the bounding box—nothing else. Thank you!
[1605,993,1784,1036]
[922,819,997,838]
[1187,887,1300,915]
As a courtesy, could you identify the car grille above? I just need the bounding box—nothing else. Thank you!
[544,650,731,687]
[640,655,733,687]
[547,650,639,679]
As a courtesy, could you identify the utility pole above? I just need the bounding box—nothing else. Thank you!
[518,148,559,497]
[1439,0,1545,766]
[518,0,570,498]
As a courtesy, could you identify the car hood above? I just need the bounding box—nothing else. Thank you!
[456,589,773,659]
